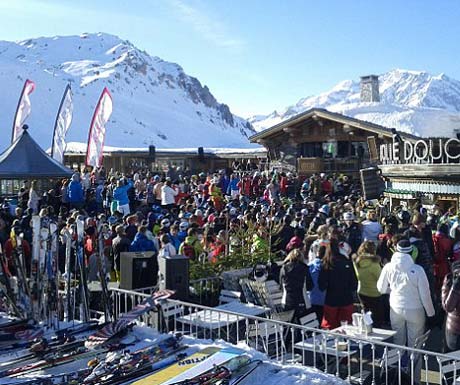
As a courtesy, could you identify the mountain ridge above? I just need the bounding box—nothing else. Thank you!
[0,32,255,151]
[250,69,460,138]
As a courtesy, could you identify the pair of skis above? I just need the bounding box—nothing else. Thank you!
[30,215,59,325]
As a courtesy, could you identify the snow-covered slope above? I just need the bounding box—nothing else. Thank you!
[250,69,460,137]
[0,33,255,152]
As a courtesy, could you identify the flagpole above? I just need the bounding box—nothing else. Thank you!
[11,80,28,143]
[51,84,71,160]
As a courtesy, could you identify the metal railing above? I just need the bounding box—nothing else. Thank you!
[189,276,221,305]
[107,287,460,385]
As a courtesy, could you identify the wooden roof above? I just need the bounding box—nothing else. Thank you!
[249,108,420,143]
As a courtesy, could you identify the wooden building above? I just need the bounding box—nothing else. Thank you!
[63,143,267,174]
[249,108,418,176]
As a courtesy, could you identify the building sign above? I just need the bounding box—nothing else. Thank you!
[380,137,460,164]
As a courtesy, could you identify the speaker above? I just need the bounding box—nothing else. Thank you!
[149,145,156,162]
[360,168,382,200]
[120,251,158,290]
[198,147,204,162]
[159,255,189,301]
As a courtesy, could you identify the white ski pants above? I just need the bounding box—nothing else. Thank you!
[390,307,425,348]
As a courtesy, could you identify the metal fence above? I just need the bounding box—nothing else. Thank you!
[107,287,460,385]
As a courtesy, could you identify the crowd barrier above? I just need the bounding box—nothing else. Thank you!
[107,287,460,385]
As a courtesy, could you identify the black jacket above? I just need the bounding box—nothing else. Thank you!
[112,235,131,270]
[279,261,313,308]
[275,225,295,252]
[342,222,362,254]
[319,255,358,307]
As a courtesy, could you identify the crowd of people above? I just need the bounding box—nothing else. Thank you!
[3,166,460,353]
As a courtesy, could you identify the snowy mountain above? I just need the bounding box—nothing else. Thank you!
[0,33,255,152]
[250,69,460,137]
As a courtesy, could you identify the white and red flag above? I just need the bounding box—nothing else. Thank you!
[85,87,112,168]
[51,84,73,163]
[11,79,35,143]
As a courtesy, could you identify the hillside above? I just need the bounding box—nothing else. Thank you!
[250,69,460,137]
[0,33,255,152]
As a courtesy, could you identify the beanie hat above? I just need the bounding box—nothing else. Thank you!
[396,239,413,254]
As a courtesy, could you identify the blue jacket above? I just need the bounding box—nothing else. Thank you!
[129,232,156,252]
[177,230,187,243]
[227,178,240,194]
[113,181,133,206]
[308,258,326,306]
[169,234,181,251]
[67,180,84,203]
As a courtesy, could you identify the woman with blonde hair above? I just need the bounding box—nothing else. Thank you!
[353,240,383,327]
[279,248,313,322]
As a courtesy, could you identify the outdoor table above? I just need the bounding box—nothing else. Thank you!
[177,302,268,329]
[176,302,269,341]
[294,326,396,377]
[331,325,397,342]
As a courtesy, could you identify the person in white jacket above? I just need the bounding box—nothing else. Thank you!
[161,180,178,209]
[377,239,435,348]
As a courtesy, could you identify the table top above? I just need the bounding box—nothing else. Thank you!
[177,302,268,329]
[331,325,397,342]
[295,337,358,357]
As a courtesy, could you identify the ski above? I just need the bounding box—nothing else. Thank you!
[61,226,73,322]
[96,221,112,322]
[85,289,174,349]
[76,216,90,322]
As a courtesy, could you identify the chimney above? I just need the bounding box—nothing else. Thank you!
[360,75,380,102]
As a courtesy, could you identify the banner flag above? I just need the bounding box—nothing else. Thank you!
[85,87,113,168]
[12,79,35,143]
[51,84,73,163]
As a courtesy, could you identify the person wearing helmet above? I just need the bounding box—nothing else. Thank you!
[160,218,171,230]
[318,204,330,218]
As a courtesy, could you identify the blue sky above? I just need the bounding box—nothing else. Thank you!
[0,0,459,117]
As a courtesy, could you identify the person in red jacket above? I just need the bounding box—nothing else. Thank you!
[321,177,333,196]
[433,223,453,292]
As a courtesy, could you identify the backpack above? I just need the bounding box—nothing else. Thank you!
[182,241,196,259]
